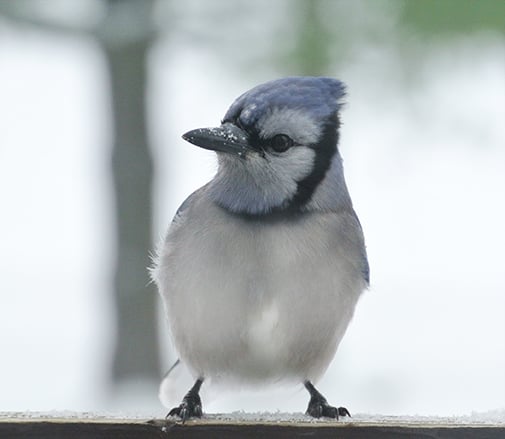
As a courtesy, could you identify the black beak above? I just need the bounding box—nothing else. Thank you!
[182,123,251,157]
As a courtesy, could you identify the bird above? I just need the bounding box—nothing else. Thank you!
[152,76,369,422]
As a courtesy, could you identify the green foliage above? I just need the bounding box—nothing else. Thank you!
[400,0,505,35]
[291,0,332,76]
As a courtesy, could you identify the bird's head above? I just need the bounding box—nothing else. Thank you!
[182,76,352,216]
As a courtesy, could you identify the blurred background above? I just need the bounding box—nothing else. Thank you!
[0,0,504,418]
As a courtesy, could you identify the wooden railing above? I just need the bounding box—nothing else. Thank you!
[1,414,504,438]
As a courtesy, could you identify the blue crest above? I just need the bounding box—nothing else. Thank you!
[223,77,346,128]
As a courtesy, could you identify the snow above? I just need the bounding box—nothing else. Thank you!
[1,409,505,426]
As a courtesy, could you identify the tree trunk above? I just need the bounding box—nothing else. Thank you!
[101,4,160,383]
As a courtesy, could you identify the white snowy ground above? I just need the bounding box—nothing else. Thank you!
[0,10,504,419]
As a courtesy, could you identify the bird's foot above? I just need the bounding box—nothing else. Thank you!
[166,379,203,423]
[306,399,350,419]
[167,398,202,423]
[304,381,351,419]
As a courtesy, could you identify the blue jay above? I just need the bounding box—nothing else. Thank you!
[153,77,369,421]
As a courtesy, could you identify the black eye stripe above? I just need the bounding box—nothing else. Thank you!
[222,115,296,154]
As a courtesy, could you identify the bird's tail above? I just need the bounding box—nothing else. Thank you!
[159,359,197,408]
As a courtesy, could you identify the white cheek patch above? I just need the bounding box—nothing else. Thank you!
[209,146,316,214]
[267,146,315,187]
[257,107,322,145]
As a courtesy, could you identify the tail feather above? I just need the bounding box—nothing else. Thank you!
[159,359,195,408]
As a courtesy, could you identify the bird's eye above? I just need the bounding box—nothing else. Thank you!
[270,134,293,153]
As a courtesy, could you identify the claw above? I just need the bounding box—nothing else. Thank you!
[338,406,351,418]
[166,379,203,423]
[304,380,350,420]
[167,399,202,423]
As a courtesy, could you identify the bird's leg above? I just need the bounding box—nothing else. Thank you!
[167,378,204,423]
[304,380,351,419]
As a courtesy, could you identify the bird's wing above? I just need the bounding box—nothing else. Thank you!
[168,184,209,231]
[360,244,370,286]
[172,187,203,222]
[335,208,369,287]
[350,209,370,286]
[150,186,207,283]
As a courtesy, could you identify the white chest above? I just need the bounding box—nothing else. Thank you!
[156,202,365,383]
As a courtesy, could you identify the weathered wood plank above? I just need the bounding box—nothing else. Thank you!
[1,416,503,439]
